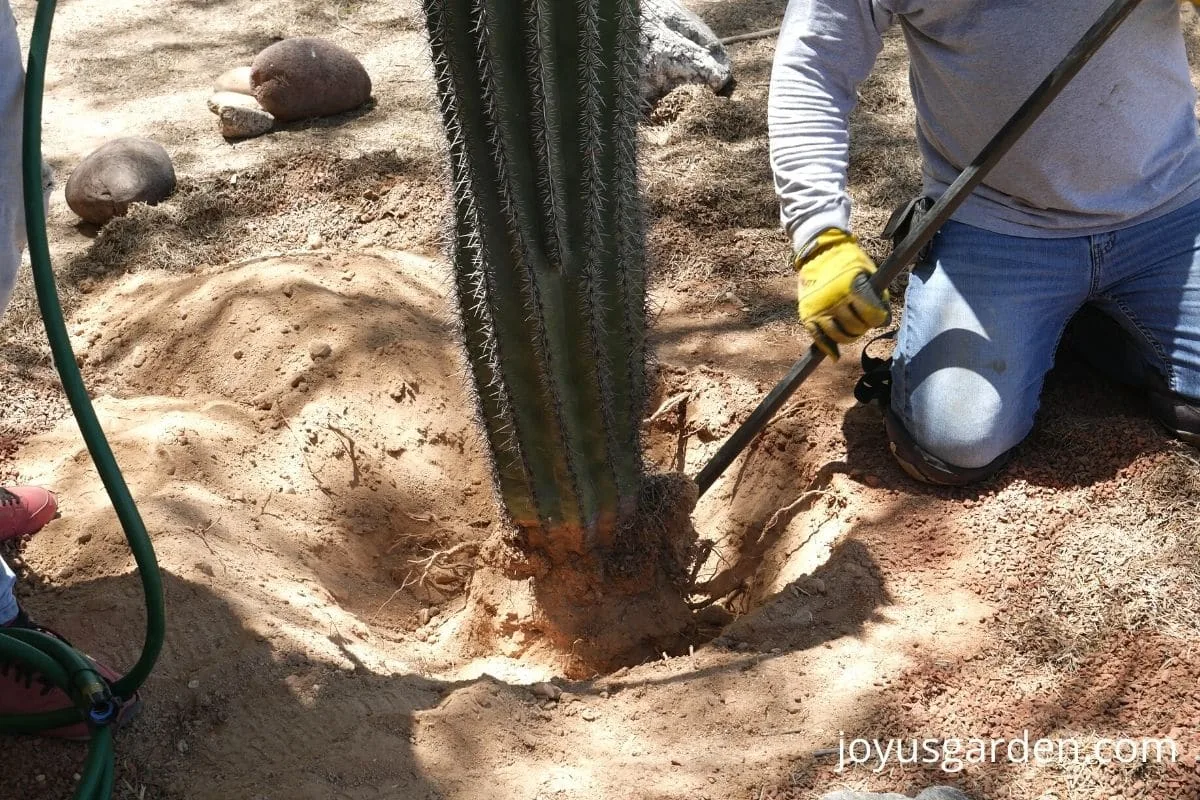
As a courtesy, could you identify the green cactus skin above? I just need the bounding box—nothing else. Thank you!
[424,0,648,554]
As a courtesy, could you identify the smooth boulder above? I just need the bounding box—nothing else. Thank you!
[250,38,371,122]
[65,138,176,225]
[213,66,253,96]
[640,0,733,104]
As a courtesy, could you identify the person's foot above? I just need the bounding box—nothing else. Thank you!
[0,486,58,543]
[0,610,141,740]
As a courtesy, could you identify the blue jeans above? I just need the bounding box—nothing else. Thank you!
[0,0,26,316]
[0,0,27,628]
[0,556,16,624]
[891,196,1200,469]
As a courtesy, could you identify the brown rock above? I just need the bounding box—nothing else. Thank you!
[65,138,176,225]
[530,682,562,701]
[250,38,371,122]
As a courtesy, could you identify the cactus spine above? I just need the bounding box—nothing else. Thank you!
[424,0,648,552]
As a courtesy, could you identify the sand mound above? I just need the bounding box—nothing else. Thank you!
[19,250,495,638]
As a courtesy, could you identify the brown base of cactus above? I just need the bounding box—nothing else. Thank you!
[461,472,700,677]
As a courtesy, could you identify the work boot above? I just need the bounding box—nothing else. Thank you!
[0,486,58,543]
[1061,305,1200,446]
[0,610,141,740]
[1147,383,1200,447]
[884,409,1014,486]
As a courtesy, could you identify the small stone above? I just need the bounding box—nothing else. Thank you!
[308,341,332,360]
[213,66,253,95]
[177,740,189,754]
[65,138,176,225]
[251,393,274,411]
[35,775,45,783]
[306,230,323,250]
[233,349,244,360]
[77,532,93,545]
[863,473,882,488]
[282,284,294,298]
[580,707,598,721]
[207,90,261,115]
[417,607,432,626]
[187,679,200,689]
[219,104,275,139]
[196,562,215,577]
[915,790,975,800]
[798,576,826,595]
[251,38,372,121]
[531,682,562,701]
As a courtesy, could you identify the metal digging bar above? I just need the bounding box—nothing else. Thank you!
[695,0,1148,497]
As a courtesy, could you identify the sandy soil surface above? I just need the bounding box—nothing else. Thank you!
[3,1,1200,799]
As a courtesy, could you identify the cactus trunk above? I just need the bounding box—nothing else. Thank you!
[425,0,647,549]
[423,0,697,672]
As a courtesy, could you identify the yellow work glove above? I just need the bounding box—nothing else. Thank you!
[795,228,890,360]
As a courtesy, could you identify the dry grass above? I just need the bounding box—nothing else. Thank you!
[0,144,446,371]
[998,447,1200,667]
[67,146,443,278]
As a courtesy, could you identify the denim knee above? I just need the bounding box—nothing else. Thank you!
[895,366,1031,470]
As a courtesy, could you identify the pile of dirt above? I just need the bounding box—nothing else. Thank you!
[6,250,497,797]
[8,1,1200,798]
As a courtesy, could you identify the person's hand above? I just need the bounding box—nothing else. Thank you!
[795,228,890,360]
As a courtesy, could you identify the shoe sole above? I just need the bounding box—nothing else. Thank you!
[52,693,143,742]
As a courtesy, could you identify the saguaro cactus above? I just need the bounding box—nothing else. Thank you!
[425,0,648,549]
[424,0,696,669]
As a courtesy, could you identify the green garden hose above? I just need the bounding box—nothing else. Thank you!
[0,0,167,796]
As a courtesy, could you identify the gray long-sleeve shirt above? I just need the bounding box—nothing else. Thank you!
[769,0,1200,251]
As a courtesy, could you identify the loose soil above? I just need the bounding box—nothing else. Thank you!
[3,1,1200,799]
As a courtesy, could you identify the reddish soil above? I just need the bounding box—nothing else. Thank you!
[2,1,1200,800]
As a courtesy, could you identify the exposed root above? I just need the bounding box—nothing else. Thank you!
[400,541,480,592]
[690,487,837,605]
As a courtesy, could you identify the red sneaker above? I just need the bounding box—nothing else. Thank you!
[0,486,58,542]
[0,612,141,740]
